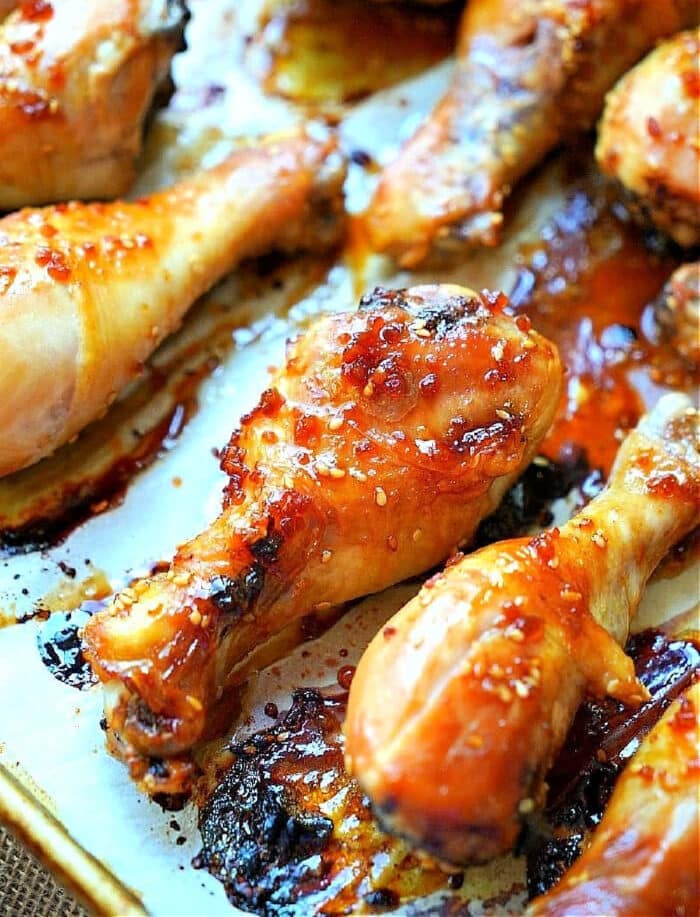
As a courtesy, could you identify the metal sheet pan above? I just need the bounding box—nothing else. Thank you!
[0,1,696,914]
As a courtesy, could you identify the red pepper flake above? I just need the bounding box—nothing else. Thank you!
[0,265,17,293]
[39,223,57,239]
[646,116,662,139]
[19,0,53,21]
[9,39,36,55]
[515,314,532,333]
[35,246,71,282]
[681,69,700,99]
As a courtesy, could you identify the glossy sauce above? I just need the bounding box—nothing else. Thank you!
[509,160,691,475]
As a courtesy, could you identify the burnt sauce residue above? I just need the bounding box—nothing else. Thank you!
[194,688,456,916]
[36,607,97,690]
[525,629,700,899]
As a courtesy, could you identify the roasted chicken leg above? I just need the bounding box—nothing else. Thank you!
[345,394,699,865]
[527,680,699,917]
[596,28,700,248]
[0,0,187,209]
[364,0,697,267]
[83,284,563,794]
[0,128,345,477]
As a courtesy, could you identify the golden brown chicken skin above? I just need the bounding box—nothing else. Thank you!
[596,29,700,248]
[0,128,345,477]
[345,394,699,865]
[365,0,698,267]
[0,0,187,209]
[527,681,699,917]
[83,284,563,795]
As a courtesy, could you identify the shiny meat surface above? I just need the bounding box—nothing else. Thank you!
[596,29,700,248]
[345,394,699,864]
[527,681,699,917]
[0,0,187,208]
[0,128,345,476]
[83,283,562,795]
[364,0,697,266]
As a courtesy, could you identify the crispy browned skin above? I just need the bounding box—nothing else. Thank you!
[364,0,698,267]
[527,680,700,917]
[0,129,345,477]
[83,284,563,794]
[0,0,187,208]
[596,29,700,248]
[345,394,699,865]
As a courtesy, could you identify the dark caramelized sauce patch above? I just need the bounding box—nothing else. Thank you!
[195,688,458,916]
[525,629,700,899]
[36,607,97,690]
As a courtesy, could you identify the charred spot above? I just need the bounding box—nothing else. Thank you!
[209,567,264,617]
[148,757,170,780]
[363,887,399,911]
[358,286,409,312]
[250,531,283,565]
[414,293,489,338]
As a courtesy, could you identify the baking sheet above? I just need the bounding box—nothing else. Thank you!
[0,1,697,914]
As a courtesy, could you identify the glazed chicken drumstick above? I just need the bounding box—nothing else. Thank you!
[0,0,189,209]
[596,28,700,248]
[527,681,699,917]
[83,284,563,795]
[345,393,699,865]
[365,0,698,267]
[0,128,345,477]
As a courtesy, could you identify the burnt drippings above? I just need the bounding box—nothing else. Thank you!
[195,688,457,916]
[525,629,700,898]
[474,449,603,548]
[36,608,96,690]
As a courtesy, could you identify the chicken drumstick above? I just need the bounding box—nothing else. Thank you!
[0,128,345,477]
[84,284,562,794]
[345,393,699,865]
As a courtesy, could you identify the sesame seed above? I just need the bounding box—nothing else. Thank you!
[412,528,422,542]
[415,327,431,338]
[316,462,331,476]
[495,409,511,420]
[591,530,607,548]
[350,468,368,482]
[321,550,332,564]
[375,486,387,507]
[518,798,535,815]
[172,572,191,587]
[186,695,203,711]
[329,467,346,479]
[328,416,343,431]
[189,609,202,626]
